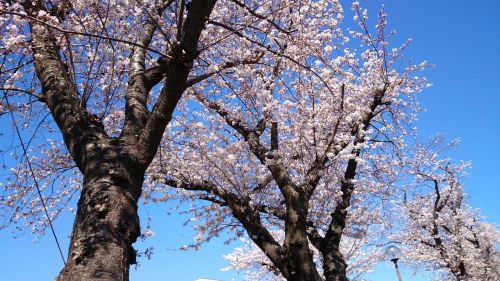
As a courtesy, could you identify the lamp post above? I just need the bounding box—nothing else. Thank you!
[385,245,403,281]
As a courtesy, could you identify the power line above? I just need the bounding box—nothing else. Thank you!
[2,92,67,265]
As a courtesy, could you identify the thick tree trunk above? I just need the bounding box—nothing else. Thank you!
[57,144,144,281]
[322,230,349,281]
[321,207,350,281]
[284,193,323,281]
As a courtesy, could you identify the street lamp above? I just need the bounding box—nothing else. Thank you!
[385,245,403,281]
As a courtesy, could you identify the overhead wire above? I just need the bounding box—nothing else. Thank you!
[2,91,67,265]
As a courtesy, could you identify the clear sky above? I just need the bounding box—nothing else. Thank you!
[0,0,499,280]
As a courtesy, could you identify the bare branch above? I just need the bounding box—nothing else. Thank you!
[229,0,295,35]
[186,55,263,87]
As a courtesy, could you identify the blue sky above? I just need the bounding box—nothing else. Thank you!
[1,0,499,280]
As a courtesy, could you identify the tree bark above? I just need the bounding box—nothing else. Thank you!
[284,192,323,281]
[321,155,359,281]
[57,142,144,281]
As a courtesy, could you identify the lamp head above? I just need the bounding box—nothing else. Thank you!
[385,245,402,261]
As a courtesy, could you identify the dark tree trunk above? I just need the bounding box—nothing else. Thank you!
[320,202,350,281]
[320,153,360,281]
[321,224,349,281]
[19,0,217,280]
[57,142,144,281]
[284,193,323,281]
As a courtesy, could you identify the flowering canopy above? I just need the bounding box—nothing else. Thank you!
[0,1,497,280]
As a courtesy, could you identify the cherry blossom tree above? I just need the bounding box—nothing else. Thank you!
[392,139,500,281]
[142,2,431,281]
[0,0,303,280]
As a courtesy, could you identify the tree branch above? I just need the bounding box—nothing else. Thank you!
[165,177,288,277]
[186,55,263,87]
[228,0,295,35]
[22,1,103,170]
[120,21,158,141]
[0,10,171,59]
[121,0,174,141]
[135,0,217,168]
[319,87,388,280]
[193,93,298,196]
